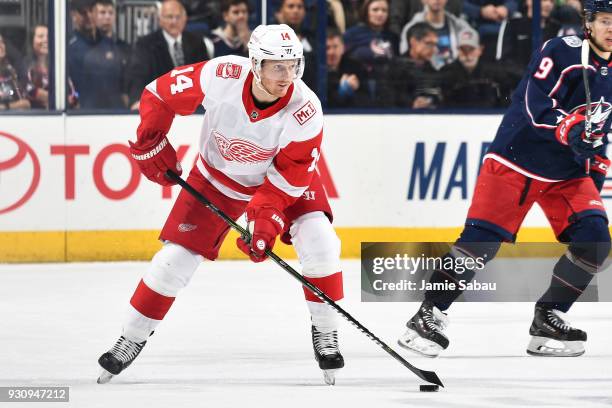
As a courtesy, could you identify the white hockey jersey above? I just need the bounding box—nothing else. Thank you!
[136,55,323,211]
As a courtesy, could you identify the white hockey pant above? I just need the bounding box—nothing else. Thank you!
[123,242,203,342]
[290,212,343,333]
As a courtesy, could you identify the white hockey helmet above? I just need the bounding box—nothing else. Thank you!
[248,24,305,83]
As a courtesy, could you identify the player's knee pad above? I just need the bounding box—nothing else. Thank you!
[455,225,503,264]
[290,211,341,278]
[565,215,611,271]
[291,212,343,303]
[143,241,203,296]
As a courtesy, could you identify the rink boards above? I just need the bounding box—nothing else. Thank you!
[1,113,603,262]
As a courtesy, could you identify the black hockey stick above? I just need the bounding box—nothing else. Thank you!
[166,170,444,387]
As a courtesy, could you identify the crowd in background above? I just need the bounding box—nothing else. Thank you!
[0,24,49,111]
[0,0,585,111]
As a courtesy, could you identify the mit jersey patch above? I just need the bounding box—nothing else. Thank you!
[213,130,277,163]
[216,63,242,79]
[562,36,582,48]
[293,101,317,125]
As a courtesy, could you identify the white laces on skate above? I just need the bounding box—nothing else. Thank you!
[547,310,571,332]
[432,307,449,330]
[110,336,145,364]
[422,306,449,331]
[313,329,340,356]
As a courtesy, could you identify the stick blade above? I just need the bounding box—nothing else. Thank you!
[418,369,445,387]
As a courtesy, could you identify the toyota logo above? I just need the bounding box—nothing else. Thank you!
[0,131,41,214]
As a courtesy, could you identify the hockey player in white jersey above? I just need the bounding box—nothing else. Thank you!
[97,24,345,385]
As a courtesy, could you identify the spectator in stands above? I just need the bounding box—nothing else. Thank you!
[23,24,49,109]
[69,0,95,38]
[328,0,347,32]
[497,0,560,71]
[463,0,518,60]
[95,0,117,38]
[343,0,398,101]
[67,0,102,107]
[0,34,30,111]
[326,28,370,107]
[390,0,463,36]
[183,0,225,34]
[70,0,130,109]
[0,31,26,77]
[210,0,251,57]
[274,0,317,87]
[342,0,362,28]
[126,0,210,110]
[399,0,473,69]
[344,0,398,63]
[551,0,582,34]
[384,22,441,109]
[275,0,315,48]
[440,27,519,108]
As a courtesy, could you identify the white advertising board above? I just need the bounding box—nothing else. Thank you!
[1,114,593,233]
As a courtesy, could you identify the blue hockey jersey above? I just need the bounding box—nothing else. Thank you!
[486,35,612,181]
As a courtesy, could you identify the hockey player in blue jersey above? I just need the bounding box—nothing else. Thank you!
[398,0,612,357]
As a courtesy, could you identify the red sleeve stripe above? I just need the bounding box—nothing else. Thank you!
[247,178,298,211]
[267,162,308,197]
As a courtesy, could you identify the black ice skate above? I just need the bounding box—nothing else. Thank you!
[97,336,147,384]
[398,301,450,358]
[526,305,587,357]
[312,326,344,385]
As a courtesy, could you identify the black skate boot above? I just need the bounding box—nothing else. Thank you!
[398,300,449,357]
[526,305,587,357]
[97,336,147,384]
[312,326,344,385]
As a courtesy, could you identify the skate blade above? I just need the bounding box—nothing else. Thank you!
[398,328,442,358]
[526,336,585,357]
[323,369,338,386]
[97,368,114,384]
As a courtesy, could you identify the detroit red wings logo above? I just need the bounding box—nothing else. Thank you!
[213,131,277,163]
[215,63,242,79]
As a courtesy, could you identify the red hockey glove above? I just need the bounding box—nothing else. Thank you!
[129,132,182,186]
[589,155,610,192]
[556,113,605,160]
[236,206,286,263]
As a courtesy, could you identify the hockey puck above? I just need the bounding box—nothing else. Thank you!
[419,384,440,392]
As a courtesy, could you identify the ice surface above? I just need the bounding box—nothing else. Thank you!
[0,260,611,408]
